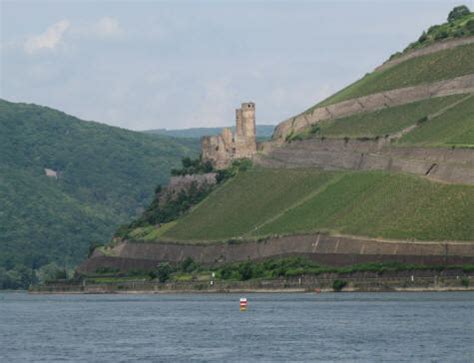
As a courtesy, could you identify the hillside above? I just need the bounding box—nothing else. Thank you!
[0,99,199,287]
[80,6,474,277]
[162,169,474,242]
[146,125,275,140]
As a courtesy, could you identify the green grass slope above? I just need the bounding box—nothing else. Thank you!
[163,169,474,242]
[398,94,474,147]
[0,99,199,276]
[163,169,335,241]
[316,94,464,139]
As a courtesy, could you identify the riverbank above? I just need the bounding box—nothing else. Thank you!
[30,270,472,294]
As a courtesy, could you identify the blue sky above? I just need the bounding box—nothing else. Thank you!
[1,0,471,130]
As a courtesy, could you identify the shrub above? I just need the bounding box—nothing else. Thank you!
[310,124,321,135]
[238,261,254,281]
[434,30,449,40]
[332,279,347,292]
[180,257,198,273]
[417,116,429,125]
[461,277,470,287]
[156,263,173,283]
[418,31,428,43]
[448,5,470,22]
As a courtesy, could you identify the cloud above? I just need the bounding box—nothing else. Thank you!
[94,17,123,38]
[24,20,70,54]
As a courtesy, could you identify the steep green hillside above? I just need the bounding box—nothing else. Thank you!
[162,169,474,242]
[398,94,474,147]
[0,99,199,285]
[312,43,474,109]
[162,169,335,241]
[316,94,464,139]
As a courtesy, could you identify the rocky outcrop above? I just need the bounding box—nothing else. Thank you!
[256,138,474,185]
[272,74,474,141]
[77,234,474,274]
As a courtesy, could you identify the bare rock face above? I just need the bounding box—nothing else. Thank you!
[159,173,217,205]
[202,102,257,169]
[44,168,58,179]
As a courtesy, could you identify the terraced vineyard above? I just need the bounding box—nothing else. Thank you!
[162,169,335,241]
[317,94,464,138]
[398,94,474,147]
[162,169,474,242]
[308,43,474,109]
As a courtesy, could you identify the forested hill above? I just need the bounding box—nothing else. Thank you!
[0,99,199,288]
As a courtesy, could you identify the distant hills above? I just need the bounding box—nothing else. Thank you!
[145,125,275,140]
[0,99,199,287]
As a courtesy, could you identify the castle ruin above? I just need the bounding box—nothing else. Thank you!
[201,102,257,169]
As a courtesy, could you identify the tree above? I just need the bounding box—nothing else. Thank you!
[156,263,173,283]
[448,5,470,22]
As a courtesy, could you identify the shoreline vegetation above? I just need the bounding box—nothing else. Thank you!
[30,257,473,294]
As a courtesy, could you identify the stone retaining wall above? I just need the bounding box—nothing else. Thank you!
[77,234,474,274]
[256,138,474,185]
[272,74,474,141]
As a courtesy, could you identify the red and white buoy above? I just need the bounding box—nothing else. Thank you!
[239,297,248,311]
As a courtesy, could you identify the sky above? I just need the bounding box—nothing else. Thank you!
[1,0,472,131]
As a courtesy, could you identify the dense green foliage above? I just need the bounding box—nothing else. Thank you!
[398,95,474,147]
[0,99,199,288]
[86,257,474,286]
[119,181,215,236]
[314,94,464,139]
[171,157,214,176]
[448,5,471,22]
[163,169,474,242]
[402,7,474,53]
[310,43,474,109]
[118,158,253,240]
[332,280,347,292]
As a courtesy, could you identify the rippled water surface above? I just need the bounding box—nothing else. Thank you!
[1,292,473,362]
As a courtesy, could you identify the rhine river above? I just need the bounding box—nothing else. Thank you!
[1,292,473,362]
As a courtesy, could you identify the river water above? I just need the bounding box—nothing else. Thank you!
[0,292,473,362]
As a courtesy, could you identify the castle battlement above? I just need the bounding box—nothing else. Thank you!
[202,102,257,169]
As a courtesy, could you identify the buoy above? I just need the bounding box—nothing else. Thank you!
[240,297,248,311]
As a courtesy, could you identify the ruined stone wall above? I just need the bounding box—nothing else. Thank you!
[272,74,474,141]
[201,102,257,168]
[157,173,217,205]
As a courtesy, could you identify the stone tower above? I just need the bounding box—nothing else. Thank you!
[240,102,256,139]
[201,102,257,169]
